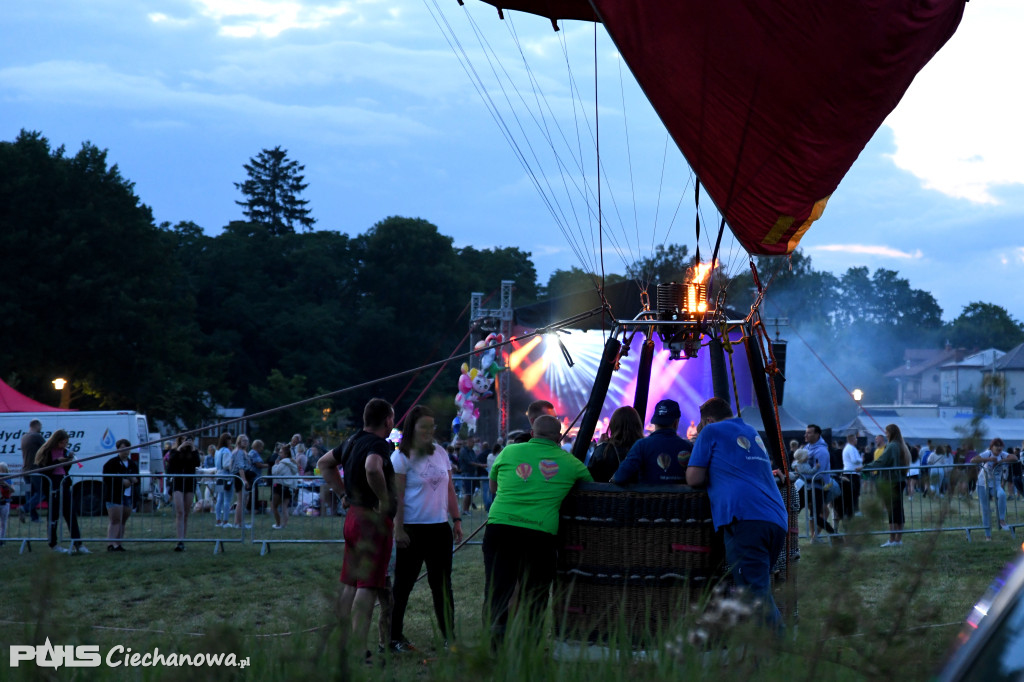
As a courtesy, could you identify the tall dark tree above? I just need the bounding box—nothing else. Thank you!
[545,267,626,298]
[178,220,357,410]
[234,146,315,235]
[349,217,467,396]
[626,243,690,283]
[457,245,539,304]
[945,302,1024,351]
[0,130,216,422]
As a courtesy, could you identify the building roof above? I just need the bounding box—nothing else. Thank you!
[943,348,1005,370]
[885,348,958,379]
[995,343,1024,371]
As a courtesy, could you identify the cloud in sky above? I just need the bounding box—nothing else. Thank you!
[809,244,924,260]
[0,60,435,144]
[2,0,1022,321]
[884,1,1024,204]
[187,0,355,38]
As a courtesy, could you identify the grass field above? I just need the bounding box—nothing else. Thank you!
[0,496,1020,681]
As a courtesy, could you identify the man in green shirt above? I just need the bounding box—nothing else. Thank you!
[483,414,592,644]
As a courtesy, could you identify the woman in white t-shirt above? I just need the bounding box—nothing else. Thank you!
[389,405,463,652]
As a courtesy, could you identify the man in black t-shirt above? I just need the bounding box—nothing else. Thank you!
[319,398,396,664]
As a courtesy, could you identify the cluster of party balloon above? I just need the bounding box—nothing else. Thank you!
[453,333,505,435]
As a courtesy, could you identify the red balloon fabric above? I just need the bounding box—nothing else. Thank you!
[477,0,965,254]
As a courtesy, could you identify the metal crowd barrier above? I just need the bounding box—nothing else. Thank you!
[249,474,491,554]
[7,473,247,554]
[12,464,1017,553]
[801,461,1022,543]
[2,472,492,556]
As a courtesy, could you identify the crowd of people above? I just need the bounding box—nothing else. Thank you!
[788,426,1024,545]
[318,393,788,665]
[14,396,1023,662]
[10,418,335,553]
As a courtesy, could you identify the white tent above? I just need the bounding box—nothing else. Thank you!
[833,414,1024,446]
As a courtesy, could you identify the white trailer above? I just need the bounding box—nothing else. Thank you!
[0,411,154,515]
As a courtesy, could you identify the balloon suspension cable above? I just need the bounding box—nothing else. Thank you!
[2,306,608,483]
[749,313,793,569]
[767,301,888,435]
[747,259,885,434]
[744,256,778,323]
[694,178,701,265]
[720,324,742,411]
[593,22,610,337]
[558,401,591,446]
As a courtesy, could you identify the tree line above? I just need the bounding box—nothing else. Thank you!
[2,130,1020,437]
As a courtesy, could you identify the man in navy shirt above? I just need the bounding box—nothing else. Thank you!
[686,397,788,630]
[612,399,692,485]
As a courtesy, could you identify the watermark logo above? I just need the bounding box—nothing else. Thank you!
[9,638,100,668]
[9,639,250,669]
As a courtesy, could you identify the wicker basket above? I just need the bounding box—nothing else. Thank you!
[554,482,797,641]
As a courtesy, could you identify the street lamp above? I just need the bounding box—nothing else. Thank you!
[52,377,70,409]
[852,388,863,403]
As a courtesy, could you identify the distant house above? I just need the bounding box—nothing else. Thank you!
[988,344,1024,418]
[885,348,960,405]
[940,348,1004,407]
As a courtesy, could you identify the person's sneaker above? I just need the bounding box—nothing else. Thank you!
[1000,523,1011,531]
[174,542,185,552]
[107,545,116,552]
[390,639,417,653]
[272,524,282,530]
[811,536,828,544]
[223,523,235,529]
[73,545,91,555]
[880,541,896,548]
[243,523,252,529]
[52,546,70,554]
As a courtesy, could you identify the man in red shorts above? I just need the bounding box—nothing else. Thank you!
[319,398,397,664]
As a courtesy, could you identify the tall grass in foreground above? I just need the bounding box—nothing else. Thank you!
[0,498,1019,681]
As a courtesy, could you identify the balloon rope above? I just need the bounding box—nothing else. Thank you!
[394,326,473,429]
[694,179,701,265]
[391,296,479,408]
[594,22,608,335]
[2,306,608,483]
[751,316,795,588]
[721,327,741,410]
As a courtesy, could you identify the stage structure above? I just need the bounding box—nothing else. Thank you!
[469,280,514,444]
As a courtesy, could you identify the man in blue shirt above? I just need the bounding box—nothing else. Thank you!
[804,423,836,540]
[686,397,788,629]
[612,399,692,485]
